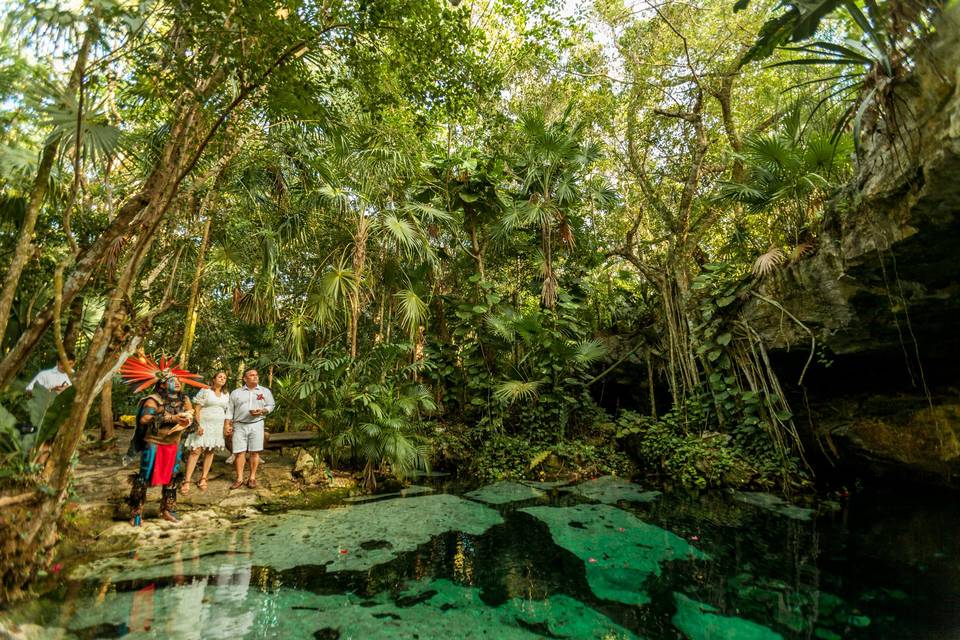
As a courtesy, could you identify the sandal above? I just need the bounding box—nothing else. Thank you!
[198,477,208,492]
[230,479,245,490]
[181,482,191,495]
[161,510,180,524]
[246,478,258,489]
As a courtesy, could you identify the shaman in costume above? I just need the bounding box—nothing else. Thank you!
[120,355,207,526]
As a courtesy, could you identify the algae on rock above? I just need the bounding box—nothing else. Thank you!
[561,476,662,504]
[521,503,707,605]
[73,494,503,582]
[672,592,783,640]
[466,481,546,505]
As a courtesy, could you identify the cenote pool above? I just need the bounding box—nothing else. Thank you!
[5,477,960,639]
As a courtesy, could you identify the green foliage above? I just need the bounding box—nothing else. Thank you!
[435,423,630,483]
[615,409,751,490]
[283,345,433,491]
[429,289,606,445]
[717,102,852,256]
[737,0,942,150]
[3,0,939,497]
[736,0,847,65]
[0,385,76,484]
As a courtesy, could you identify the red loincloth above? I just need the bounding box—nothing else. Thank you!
[149,443,179,486]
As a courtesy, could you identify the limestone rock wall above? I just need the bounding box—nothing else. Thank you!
[740,6,960,485]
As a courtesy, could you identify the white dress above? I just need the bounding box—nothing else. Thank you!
[184,388,228,450]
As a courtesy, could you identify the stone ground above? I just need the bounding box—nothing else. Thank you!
[63,427,356,550]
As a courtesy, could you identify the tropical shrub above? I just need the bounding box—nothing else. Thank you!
[284,344,433,491]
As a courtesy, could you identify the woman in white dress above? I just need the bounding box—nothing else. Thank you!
[182,371,229,493]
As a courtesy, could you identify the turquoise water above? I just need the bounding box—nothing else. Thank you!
[4,478,959,639]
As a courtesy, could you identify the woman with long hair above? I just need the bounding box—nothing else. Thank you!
[182,371,229,493]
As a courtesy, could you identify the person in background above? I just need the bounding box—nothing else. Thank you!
[224,368,274,490]
[26,353,75,394]
[181,371,229,494]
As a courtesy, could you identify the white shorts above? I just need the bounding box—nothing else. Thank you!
[232,421,264,453]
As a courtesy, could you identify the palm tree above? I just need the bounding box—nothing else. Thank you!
[506,104,607,310]
[717,103,851,252]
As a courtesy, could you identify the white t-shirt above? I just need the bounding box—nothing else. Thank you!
[26,366,71,392]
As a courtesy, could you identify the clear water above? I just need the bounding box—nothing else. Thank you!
[5,479,960,639]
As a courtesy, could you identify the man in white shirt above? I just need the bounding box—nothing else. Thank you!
[26,353,75,394]
[224,368,274,489]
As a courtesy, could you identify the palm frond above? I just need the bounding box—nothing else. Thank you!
[574,339,607,365]
[380,214,420,253]
[752,247,786,277]
[493,379,542,404]
[484,313,517,341]
[395,288,428,339]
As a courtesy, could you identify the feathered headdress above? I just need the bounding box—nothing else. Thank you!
[119,354,209,393]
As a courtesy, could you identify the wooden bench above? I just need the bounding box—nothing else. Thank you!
[265,430,317,449]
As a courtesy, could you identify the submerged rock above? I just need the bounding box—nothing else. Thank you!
[561,476,661,504]
[72,494,503,582]
[672,593,783,640]
[521,503,707,605]
[466,481,545,505]
[733,492,814,521]
[343,485,433,502]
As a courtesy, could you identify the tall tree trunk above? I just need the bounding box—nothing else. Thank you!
[540,220,556,309]
[646,350,657,419]
[0,25,96,344]
[348,215,369,359]
[179,215,212,368]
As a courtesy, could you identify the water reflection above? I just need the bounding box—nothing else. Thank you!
[6,485,960,639]
[204,531,255,639]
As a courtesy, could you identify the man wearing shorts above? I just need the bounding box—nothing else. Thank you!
[224,368,274,489]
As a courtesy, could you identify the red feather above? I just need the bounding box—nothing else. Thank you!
[119,354,208,390]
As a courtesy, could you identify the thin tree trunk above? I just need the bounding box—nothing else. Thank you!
[99,382,114,441]
[470,221,485,278]
[349,215,368,359]
[646,350,657,419]
[540,220,556,309]
[715,73,745,183]
[0,26,96,344]
[180,215,212,368]
[62,295,85,355]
